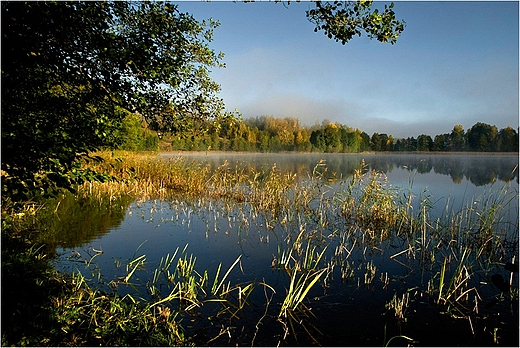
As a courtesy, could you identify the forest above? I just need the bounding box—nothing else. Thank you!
[163,115,518,153]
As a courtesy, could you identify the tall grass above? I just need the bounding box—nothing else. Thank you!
[4,152,518,346]
[78,151,211,201]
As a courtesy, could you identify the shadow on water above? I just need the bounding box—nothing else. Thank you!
[34,193,133,256]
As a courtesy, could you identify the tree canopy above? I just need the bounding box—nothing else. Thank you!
[1,1,228,200]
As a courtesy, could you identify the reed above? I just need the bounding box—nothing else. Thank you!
[77,151,211,201]
[338,167,415,245]
[385,288,415,327]
[277,228,328,319]
[1,227,188,346]
[4,152,518,346]
[147,244,254,320]
[429,246,480,319]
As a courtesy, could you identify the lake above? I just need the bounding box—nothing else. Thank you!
[52,153,519,346]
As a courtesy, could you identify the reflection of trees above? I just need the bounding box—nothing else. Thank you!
[36,193,133,254]
[363,155,518,186]
[417,161,433,174]
[464,158,497,186]
[450,170,464,184]
[181,154,518,187]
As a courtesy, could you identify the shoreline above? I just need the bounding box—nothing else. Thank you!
[159,150,519,156]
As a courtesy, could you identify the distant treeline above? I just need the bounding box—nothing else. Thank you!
[169,116,519,153]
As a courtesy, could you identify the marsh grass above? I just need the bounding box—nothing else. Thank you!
[3,152,518,346]
[385,289,413,327]
[276,229,328,314]
[435,248,479,317]
[337,165,418,252]
[421,180,519,319]
[78,151,211,201]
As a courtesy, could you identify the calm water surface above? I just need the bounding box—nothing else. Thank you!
[53,153,519,346]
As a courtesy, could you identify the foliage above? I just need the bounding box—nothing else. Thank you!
[498,126,519,152]
[1,1,228,200]
[450,124,466,152]
[117,113,159,151]
[306,1,406,45]
[466,122,498,152]
[169,116,518,153]
[341,168,412,236]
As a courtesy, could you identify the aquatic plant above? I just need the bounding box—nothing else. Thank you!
[4,152,518,346]
[76,151,212,201]
[1,214,188,346]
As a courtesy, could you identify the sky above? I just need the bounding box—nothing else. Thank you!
[176,1,519,138]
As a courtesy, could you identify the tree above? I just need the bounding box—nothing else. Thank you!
[2,2,227,200]
[359,131,372,151]
[417,134,433,152]
[371,133,382,151]
[379,134,390,151]
[306,1,406,45]
[466,122,498,152]
[497,126,519,152]
[370,132,391,151]
[394,139,405,152]
[449,125,465,151]
[323,123,342,152]
[384,134,394,151]
[310,129,327,152]
[340,127,361,152]
[433,134,449,151]
[117,114,159,151]
[295,129,312,152]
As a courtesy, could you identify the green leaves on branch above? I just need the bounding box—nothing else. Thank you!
[306,1,406,44]
[1,1,228,200]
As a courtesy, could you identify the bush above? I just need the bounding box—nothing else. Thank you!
[117,114,159,151]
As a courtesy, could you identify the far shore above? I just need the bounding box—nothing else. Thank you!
[159,150,519,157]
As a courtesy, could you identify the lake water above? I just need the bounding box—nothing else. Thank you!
[53,153,519,346]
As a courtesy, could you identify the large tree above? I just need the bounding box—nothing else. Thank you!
[1,1,227,200]
[466,122,498,152]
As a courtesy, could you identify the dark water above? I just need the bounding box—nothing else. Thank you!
[52,153,519,346]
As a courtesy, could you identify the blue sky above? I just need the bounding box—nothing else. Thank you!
[176,1,519,138]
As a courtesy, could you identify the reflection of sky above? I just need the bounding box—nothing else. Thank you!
[384,167,519,219]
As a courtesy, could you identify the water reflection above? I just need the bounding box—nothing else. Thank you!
[168,153,518,186]
[48,153,519,346]
[36,193,132,254]
[44,154,518,253]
